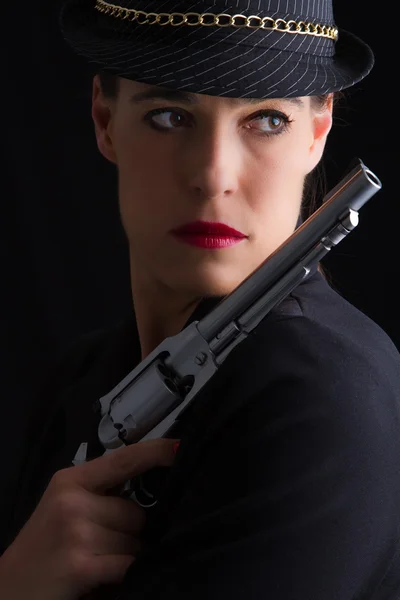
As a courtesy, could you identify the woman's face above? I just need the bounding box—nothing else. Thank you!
[93,77,332,298]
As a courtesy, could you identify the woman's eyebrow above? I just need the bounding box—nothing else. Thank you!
[129,87,304,109]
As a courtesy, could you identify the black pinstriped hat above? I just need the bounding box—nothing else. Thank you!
[59,0,374,99]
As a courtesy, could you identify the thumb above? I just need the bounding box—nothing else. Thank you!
[72,438,179,493]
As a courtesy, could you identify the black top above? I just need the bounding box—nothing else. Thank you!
[5,267,400,599]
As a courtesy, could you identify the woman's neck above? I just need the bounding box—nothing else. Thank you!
[131,280,202,360]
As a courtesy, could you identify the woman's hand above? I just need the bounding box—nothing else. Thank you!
[0,438,178,600]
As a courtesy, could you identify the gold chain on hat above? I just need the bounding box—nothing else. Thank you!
[95,0,338,41]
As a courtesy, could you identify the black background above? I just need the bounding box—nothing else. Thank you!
[2,2,397,501]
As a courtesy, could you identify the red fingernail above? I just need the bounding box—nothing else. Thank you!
[173,441,180,455]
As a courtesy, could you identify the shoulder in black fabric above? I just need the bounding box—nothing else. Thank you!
[60,315,143,464]
[7,316,140,547]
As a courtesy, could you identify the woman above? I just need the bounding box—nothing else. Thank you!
[1,1,400,599]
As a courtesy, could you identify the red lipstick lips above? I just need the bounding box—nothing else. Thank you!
[171,221,247,249]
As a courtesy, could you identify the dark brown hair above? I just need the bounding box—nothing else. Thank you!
[98,70,120,98]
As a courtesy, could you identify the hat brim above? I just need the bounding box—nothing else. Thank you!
[59,0,374,98]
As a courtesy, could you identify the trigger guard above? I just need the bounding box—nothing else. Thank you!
[126,475,159,508]
[131,491,158,508]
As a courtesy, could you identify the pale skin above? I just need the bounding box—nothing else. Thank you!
[92,77,333,360]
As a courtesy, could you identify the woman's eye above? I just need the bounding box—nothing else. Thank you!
[146,109,187,130]
[250,111,290,134]
[145,108,291,136]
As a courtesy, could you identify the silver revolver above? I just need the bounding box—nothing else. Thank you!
[73,159,382,509]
